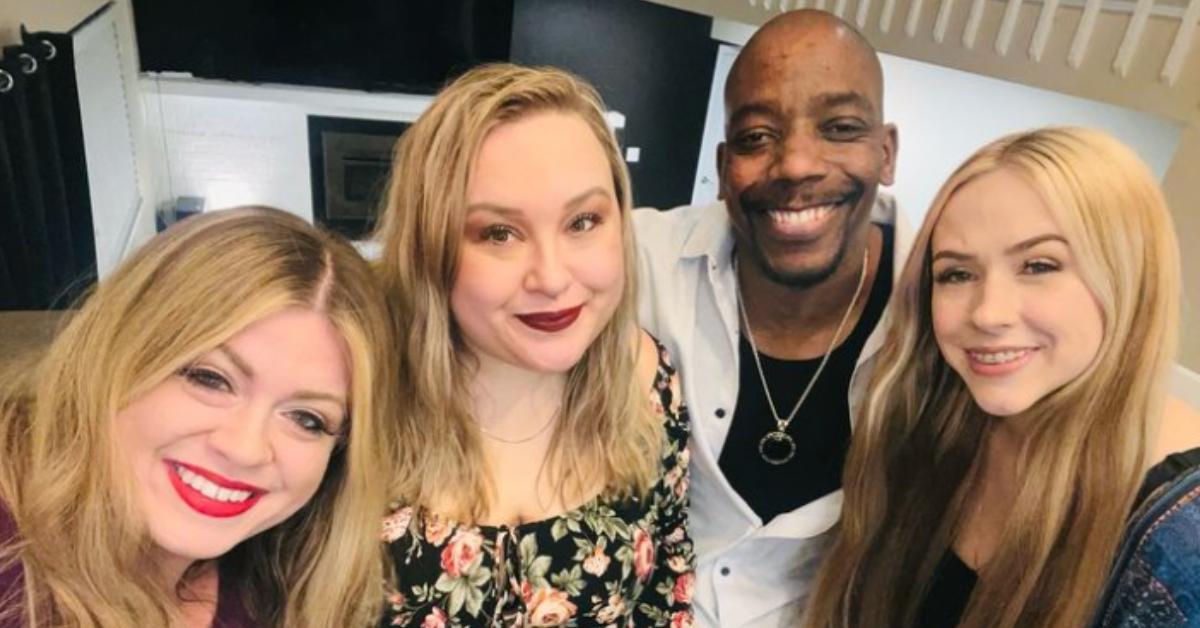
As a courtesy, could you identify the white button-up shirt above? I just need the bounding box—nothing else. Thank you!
[633,197,912,627]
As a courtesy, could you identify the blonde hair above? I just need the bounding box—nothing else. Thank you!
[372,63,660,521]
[804,127,1181,628]
[0,207,401,627]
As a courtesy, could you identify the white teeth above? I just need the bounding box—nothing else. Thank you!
[174,465,254,503]
[969,349,1029,364]
[767,204,834,225]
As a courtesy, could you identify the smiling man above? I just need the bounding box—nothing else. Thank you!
[634,10,911,627]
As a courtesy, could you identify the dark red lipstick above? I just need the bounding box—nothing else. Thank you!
[516,305,583,332]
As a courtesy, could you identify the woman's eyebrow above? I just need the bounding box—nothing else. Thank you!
[932,233,1067,263]
[466,186,611,217]
[217,345,254,378]
[291,390,348,408]
[1005,233,1068,254]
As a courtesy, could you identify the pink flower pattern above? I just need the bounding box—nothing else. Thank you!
[382,506,413,542]
[420,607,447,628]
[380,338,695,627]
[525,586,578,626]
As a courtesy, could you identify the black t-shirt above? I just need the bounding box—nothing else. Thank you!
[718,223,894,523]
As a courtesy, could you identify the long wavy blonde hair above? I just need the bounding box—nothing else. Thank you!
[803,127,1181,628]
[373,63,660,522]
[0,207,401,627]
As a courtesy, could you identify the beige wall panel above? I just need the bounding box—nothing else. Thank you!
[648,0,1198,123]
[1163,125,1200,371]
[0,0,109,43]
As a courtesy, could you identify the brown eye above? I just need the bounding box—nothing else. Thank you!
[934,268,973,284]
[569,212,601,233]
[822,119,868,141]
[480,225,517,244]
[731,129,774,152]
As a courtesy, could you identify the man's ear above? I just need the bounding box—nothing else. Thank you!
[880,124,898,187]
[716,141,727,201]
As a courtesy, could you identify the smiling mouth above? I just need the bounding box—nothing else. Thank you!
[966,347,1038,375]
[165,460,267,518]
[755,197,850,240]
[516,305,583,333]
[767,201,840,225]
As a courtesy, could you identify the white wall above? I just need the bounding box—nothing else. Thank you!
[1173,366,1200,409]
[73,6,145,277]
[877,54,1182,227]
[141,76,433,222]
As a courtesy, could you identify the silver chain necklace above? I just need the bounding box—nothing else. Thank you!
[735,247,870,465]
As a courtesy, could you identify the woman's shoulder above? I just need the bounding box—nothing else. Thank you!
[635,329,664,389]
[1095,461,1200,627]
[635,329,681,387]
[1096,401,1200,627]
[1131,398,1200,514]
[0,498,25,628]
[0,497,19,559]
[636,329,685,419]
[0,498,13,541]
[213,563,256,628]
[1150,397,1200,463]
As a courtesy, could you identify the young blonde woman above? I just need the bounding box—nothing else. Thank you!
[801,127,1200,628]
[374,64,695,627]
[0,207,401,627]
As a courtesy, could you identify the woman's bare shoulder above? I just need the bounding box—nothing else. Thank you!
[635,327,660,393]
[1152,396,1200,461]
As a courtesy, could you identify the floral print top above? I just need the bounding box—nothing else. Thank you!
[380,341,694,627]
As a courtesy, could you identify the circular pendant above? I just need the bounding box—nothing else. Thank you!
[758,430,797,465]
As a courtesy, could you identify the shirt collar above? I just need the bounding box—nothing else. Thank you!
[680,201,736,264]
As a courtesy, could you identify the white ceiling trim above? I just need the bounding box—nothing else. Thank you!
[728,0,1196,92]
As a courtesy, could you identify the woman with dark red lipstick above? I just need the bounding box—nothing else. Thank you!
[802,127,1200,628]
[373,64,695,627]
[0,207,403,627]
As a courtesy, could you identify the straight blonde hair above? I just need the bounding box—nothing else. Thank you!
[803,127,1181,628]
[0,207,402,627]
[373,63,660,522]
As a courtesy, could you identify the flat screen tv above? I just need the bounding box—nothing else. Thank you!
[131,0,513,93]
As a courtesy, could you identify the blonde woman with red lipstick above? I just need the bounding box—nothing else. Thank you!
[802,127,1200,628]
[373,64,695,627]
[0,207,402,627]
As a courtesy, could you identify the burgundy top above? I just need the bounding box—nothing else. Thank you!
[1,501,23,628]
[0,500,256,627]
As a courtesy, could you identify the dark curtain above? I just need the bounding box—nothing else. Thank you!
[0,243,12,309]
[0,29,95,310]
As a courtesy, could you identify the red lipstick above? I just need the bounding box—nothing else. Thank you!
[165,460,267,519]
[516,305,583,332]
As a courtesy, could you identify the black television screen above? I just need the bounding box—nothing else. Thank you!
[131,0,513,93]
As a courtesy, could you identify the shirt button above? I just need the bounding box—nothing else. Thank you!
[720,566,731,576]
[715,408,726,419]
